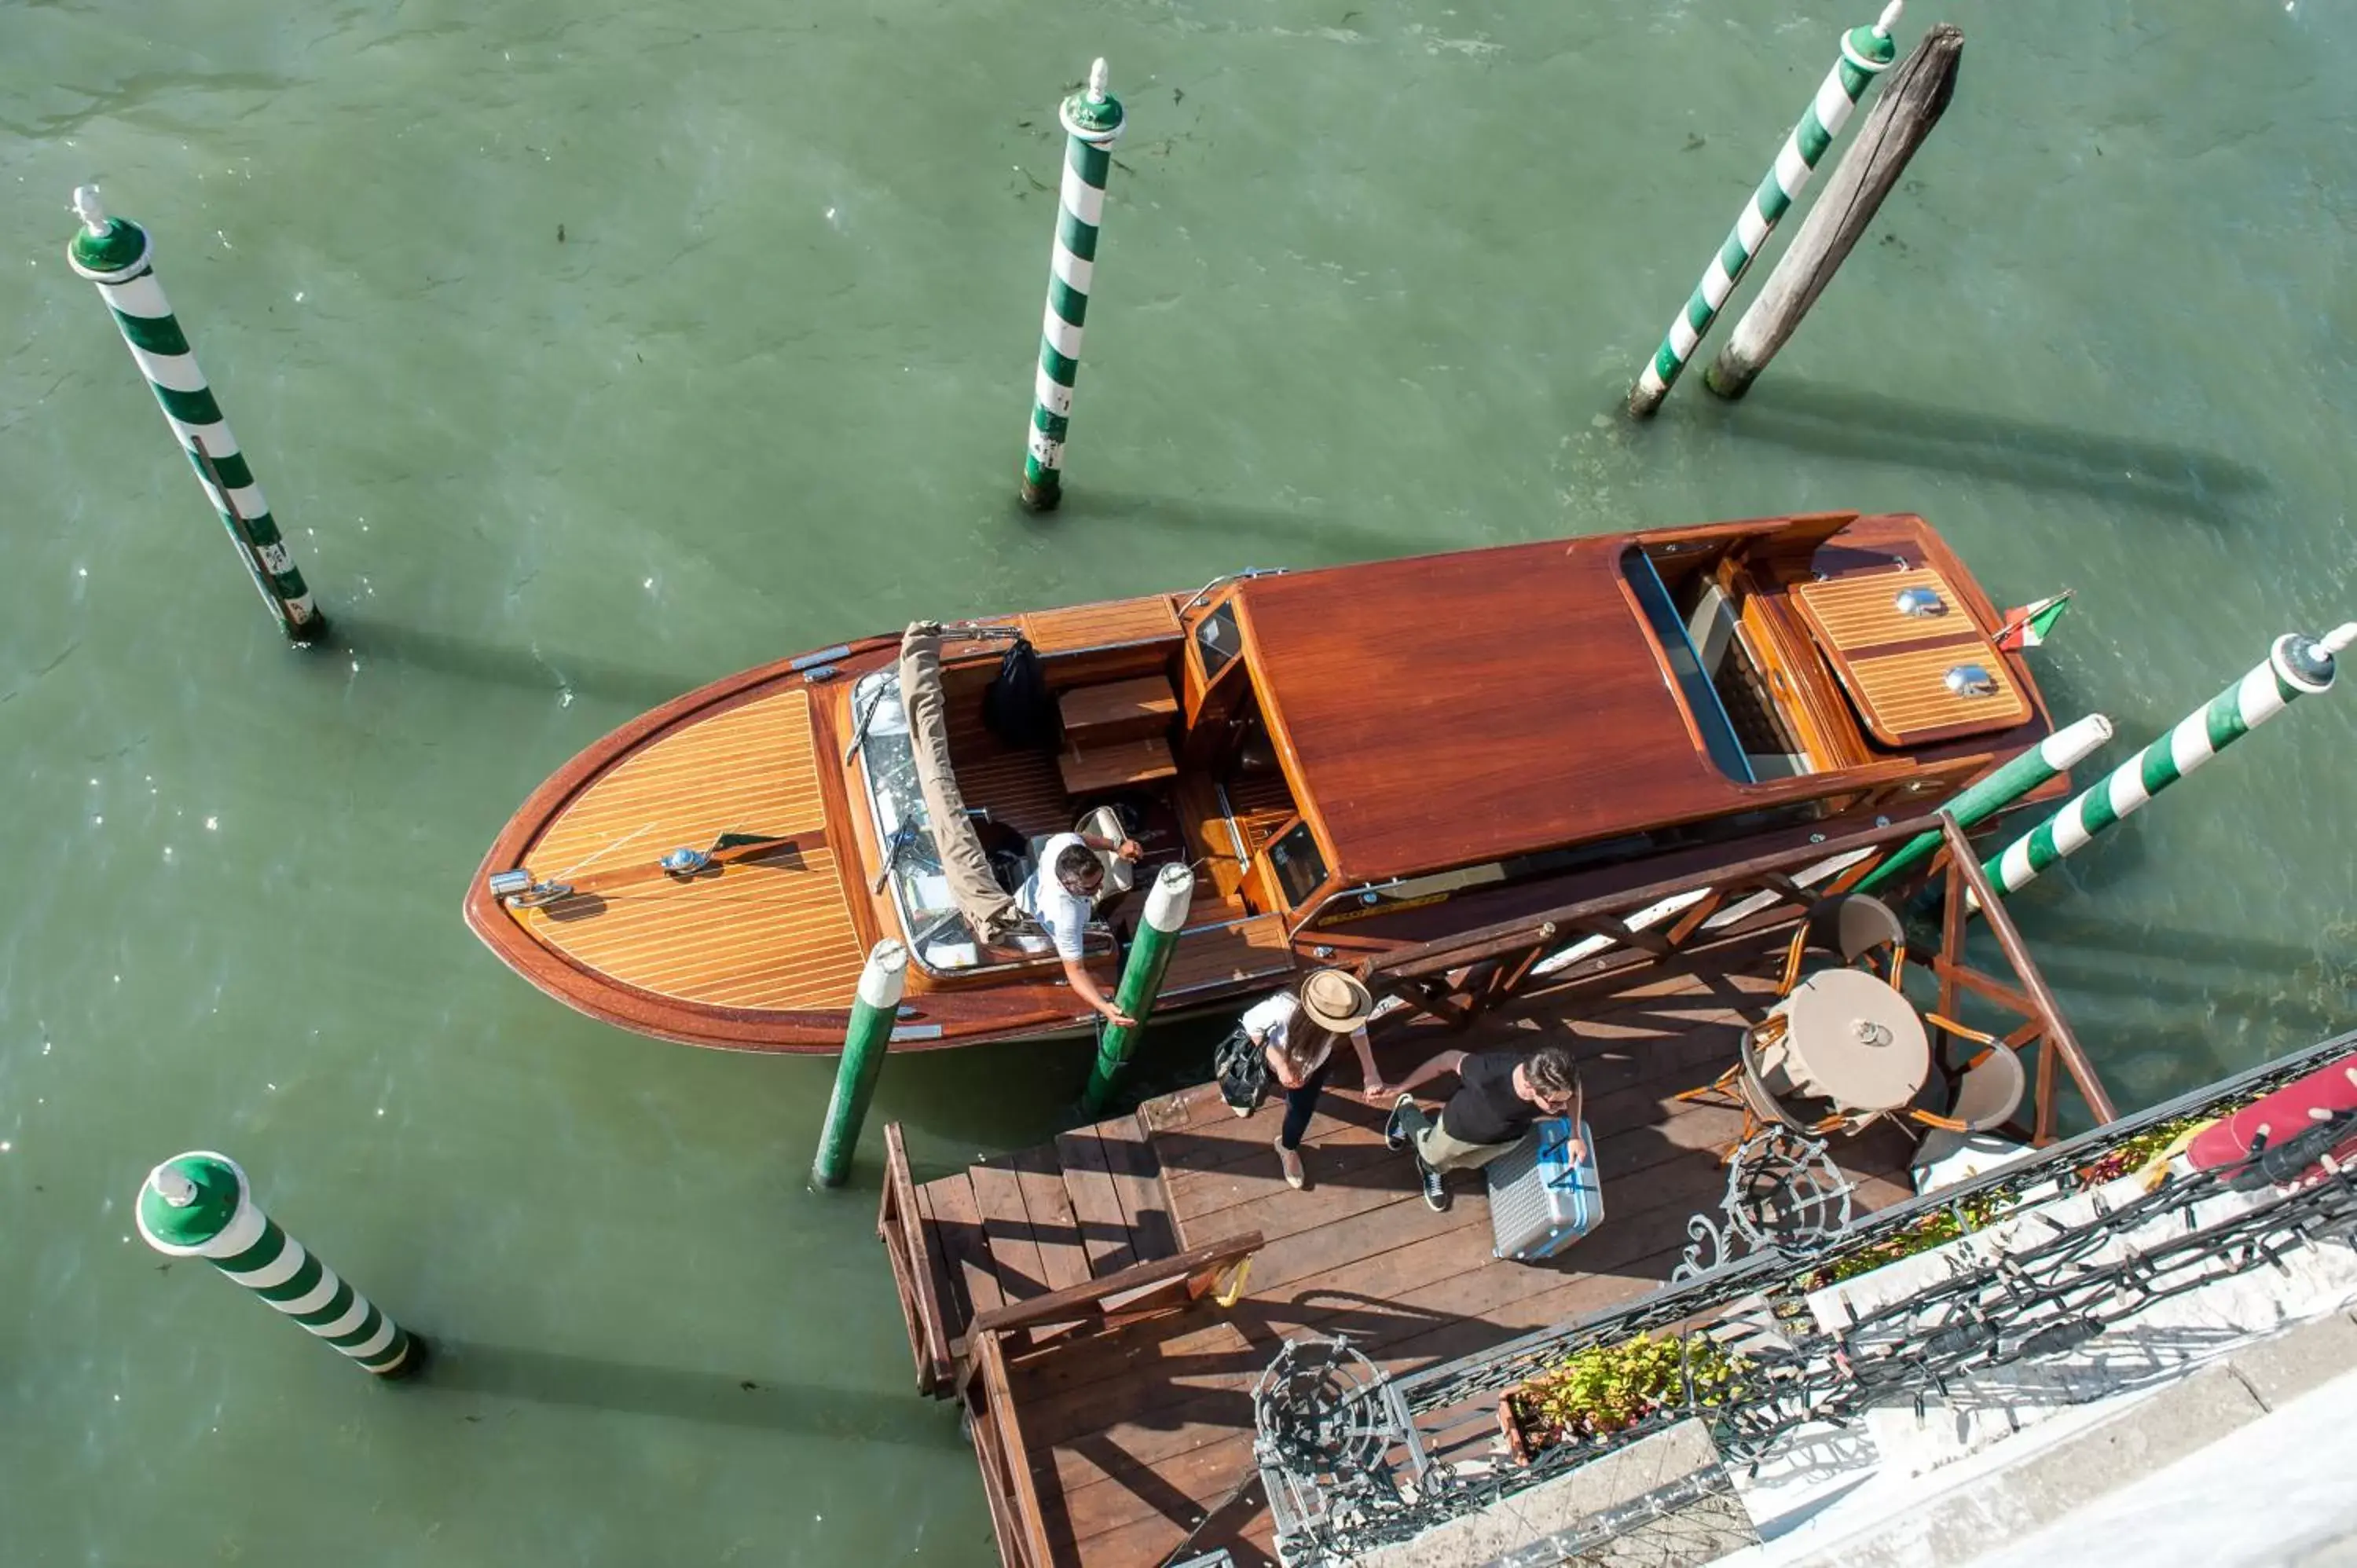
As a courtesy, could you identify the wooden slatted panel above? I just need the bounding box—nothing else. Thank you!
[1013,1145,1093,1293]
[1161,916,1295,996]
[517,689,867,1010]
[1021,596,1181,654]
[1794,566,1965,651]
[1842,642,2032,745]
[530,687,830,866]
[1096,1116,1178,1260]
[924,1172,1005,1324]
[971,1158,1050,1302]
[1054,1128,1141,1278]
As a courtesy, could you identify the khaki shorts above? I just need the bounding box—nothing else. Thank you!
[1396,1104,1523,1174]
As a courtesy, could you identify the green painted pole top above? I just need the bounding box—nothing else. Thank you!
[66,185,152,281]
[1061,58,1124,141]
[137,1151,246,1251]
[1844,2,1902,69]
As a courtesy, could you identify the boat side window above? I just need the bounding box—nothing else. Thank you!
[1266,819,1329,909]
[1193,601,1243,683]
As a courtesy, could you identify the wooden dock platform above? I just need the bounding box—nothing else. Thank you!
[879,973,1922,1567]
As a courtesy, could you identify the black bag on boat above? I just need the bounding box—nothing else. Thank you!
[1215,1026,1269,1116]
[983,636,1058,752]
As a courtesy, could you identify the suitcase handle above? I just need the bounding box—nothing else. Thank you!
[1538,1120,1593,1192]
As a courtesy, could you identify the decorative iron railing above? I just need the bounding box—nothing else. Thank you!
[1256,1028,2357,1563]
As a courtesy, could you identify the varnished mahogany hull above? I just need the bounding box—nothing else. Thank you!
[464,513,2057,1054]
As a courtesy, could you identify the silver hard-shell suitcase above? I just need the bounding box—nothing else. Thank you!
[1486,1117,1603,1261]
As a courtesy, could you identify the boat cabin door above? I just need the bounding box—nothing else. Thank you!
[1178,590,1325,918]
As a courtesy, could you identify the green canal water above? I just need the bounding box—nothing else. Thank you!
[5,0,2355,1559]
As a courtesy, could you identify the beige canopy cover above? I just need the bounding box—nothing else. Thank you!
[896,622,1026,943]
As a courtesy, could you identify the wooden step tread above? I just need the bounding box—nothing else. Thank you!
[1060,736,1178,797]
[1060,677,1179,745]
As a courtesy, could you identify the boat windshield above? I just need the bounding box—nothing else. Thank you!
[851,667,995,974]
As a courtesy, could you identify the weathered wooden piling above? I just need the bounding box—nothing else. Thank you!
[812,940,910,1188]
[1020,58,1125,512]
[1854,711,2113,895]
[1706,24,1965,401]
[137,1152,422,1377]
[1080,863,1193,1116]
[1973,625,2357,906]
[1627,2,1901,419]
[66,185,326,643]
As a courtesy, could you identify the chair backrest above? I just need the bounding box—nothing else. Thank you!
[1951,1043,2028,1133]
[1809,893,1906,965]
[1737,1025,1809,1131]
[1075,805,1137,899]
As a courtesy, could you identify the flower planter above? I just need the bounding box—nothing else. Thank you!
[1494,1332,1747,1466]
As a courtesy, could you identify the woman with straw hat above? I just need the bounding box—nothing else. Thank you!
[1222,969,1390,1190]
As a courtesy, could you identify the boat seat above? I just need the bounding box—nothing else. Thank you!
[1060,676,1178,747]
[1059,735,1177,798]
[1686,582,1736,679]
[1017,806,1138,903]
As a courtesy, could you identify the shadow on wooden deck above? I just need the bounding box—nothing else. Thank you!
[882,972,1923,1566]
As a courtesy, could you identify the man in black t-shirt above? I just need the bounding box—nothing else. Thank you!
[1384,1045,1584,1211]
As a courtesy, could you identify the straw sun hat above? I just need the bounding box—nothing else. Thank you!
[1301,969,1376,1034]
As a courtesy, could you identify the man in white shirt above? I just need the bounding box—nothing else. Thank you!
[1015,827,1141,1026]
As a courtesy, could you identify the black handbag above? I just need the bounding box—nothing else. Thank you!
[1215,1026,1269,1115]
[981,635,1058,752]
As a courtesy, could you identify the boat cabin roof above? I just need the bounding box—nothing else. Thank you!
[1230,539,1743,887]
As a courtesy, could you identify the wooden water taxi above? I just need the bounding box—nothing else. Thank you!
[463,510,2059,1053]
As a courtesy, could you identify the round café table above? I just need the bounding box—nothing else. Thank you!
[1766,966,1930,1115]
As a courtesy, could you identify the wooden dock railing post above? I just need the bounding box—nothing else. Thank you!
[138,1152,423,1377]
[812,940,910,1188]
[1705,24,1965,401]
[1081,864,1193,1116]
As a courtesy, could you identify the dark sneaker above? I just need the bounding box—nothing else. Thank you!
[1420,1164,1450,1212]
[1385,1094,1417,1152]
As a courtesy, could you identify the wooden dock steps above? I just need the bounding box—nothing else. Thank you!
[878,1114,1182,1397]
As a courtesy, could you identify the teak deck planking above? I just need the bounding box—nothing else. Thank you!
[515,687,868,1010]
[894,976,1923,1568]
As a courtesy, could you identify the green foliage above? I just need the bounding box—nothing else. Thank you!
[1803,1189,2011,1288]
[1505,1332,1749,1456]
[2073,1113,2216,1188]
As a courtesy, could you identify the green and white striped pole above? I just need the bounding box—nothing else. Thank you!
[1019,58,1125,512]
[812,940,909,1188]
[1855,713,2116,896]
[1627,2,1901,419]
[1974,625,2357,906]
[137,1152,421,1378]
[67,186,325,643]
[1080,863,1194,1116]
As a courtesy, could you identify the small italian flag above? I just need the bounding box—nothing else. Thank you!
[1995,590,2073,652]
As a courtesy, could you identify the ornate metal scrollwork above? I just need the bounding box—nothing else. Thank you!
[1672,1127,1857,1282]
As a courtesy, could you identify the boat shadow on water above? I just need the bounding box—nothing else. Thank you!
[1709,378,2271,525]
[416,1339,969,1450]
[324,612,709,713]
